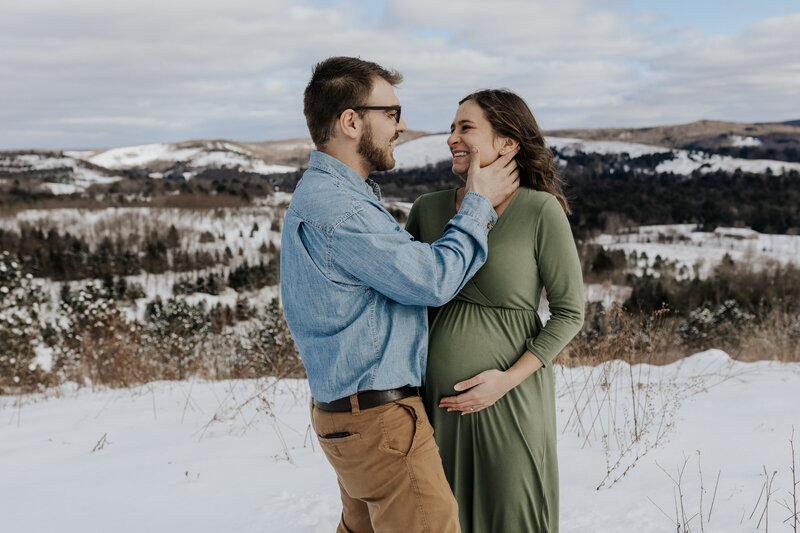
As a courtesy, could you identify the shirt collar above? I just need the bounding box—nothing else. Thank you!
[308,150,382,201]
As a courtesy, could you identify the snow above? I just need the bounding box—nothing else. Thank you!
[391,134,800,176]
[32,344,54,372]
[40,183,81,195]
[546,137,672,158]
[187,151,295,175]
[80,143,296,175]
[269,140,315,151]
[392,133,451,169]
[88,144,202,169]
[2,351,798,532]
[592,224,800,279]
[4,206,284,258]
[1,206,286,323]
[730,135,763,147]
[391,134,673,170]
[62,150,96,159]
[263,191,293,205]
[584,282,632,307]
[0,153,123,193]
[656,150,800,175]
[713,227,759,239]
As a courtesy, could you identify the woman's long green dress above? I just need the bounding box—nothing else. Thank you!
[405,187,585,533]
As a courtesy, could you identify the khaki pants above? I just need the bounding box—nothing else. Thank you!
[311,395,460,533]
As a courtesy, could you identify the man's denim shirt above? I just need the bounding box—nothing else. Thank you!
[280,151,497,402]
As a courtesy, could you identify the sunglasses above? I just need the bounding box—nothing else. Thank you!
[338,105,402,123]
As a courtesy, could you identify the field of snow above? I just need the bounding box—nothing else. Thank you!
[593,224,800,279]
[2,350,798,532]
[392,134,800,175]
[7,208,795,326]
[4,206,284,260]
[392,133,452,169]
[1,205,290,327]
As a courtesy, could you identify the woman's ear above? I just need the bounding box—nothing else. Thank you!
[498,137,520,154]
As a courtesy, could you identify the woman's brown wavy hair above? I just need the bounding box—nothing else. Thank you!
[460,89,570,214]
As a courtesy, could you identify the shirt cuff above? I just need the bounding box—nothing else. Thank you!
[457,192,498,232]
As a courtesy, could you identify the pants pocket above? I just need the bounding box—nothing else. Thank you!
[316,432,362,458]
[379,401,418,456]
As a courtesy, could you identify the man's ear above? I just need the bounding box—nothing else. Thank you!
[335,109,361,141]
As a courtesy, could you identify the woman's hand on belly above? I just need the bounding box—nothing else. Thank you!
[438,369,515,415]
[438,349,544,415]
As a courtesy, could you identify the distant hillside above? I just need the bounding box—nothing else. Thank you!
[0,151,123,194]
[546,120,800,162]
[242,129,429,167]
[3,121,799,202]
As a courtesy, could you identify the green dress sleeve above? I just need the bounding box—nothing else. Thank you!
[525,196,585,366]
[405,196,423,240]
[404,194,444,326]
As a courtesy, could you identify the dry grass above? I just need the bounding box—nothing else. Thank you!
[729,308,800,363]
[648,452,722,533]
[149,193,249,209]
[564,303,687,368]
[557,304,742,489]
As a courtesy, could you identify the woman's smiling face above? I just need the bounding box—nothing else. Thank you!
[447,99,506,179]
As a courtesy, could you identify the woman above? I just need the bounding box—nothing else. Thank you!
[405,89,585,533]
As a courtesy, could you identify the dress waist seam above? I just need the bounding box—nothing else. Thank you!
[448,300,537,313]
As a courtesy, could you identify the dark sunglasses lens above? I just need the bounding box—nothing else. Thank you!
[395,108,401,122]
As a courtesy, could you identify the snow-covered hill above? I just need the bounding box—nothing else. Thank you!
[5,129,799,197]
[393,134,800,175]
[392,133,452,169]
[0,152,123,194]
[2,350,798,532]
[592,223,800,279]
[67,141,296,176]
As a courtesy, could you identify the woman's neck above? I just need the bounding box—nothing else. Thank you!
[456,186,518,218]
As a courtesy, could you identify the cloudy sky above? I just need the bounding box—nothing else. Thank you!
[2,0,798,150]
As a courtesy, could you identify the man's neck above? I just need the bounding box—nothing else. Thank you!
[319,145,370,180]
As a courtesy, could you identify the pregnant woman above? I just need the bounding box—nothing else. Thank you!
[405,89,585,533]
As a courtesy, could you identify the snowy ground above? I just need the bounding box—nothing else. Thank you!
[2,351,798,533]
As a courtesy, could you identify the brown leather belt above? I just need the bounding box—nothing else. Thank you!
[313,386,419,412]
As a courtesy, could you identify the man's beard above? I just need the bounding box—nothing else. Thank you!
[358,123,395,172]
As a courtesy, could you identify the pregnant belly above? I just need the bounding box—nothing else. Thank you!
[426,301,539,395]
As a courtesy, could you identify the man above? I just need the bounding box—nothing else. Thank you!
[280,56,518,533]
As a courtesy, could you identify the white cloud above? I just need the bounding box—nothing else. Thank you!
[0,0,797,149]
[387,0,653,59]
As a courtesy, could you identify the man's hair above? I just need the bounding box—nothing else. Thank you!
[303,56,402,148]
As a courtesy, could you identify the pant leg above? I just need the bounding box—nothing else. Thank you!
[312,396,460,533]
[336,478,373,533]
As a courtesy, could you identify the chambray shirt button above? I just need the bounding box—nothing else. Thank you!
[487,221,494,229]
